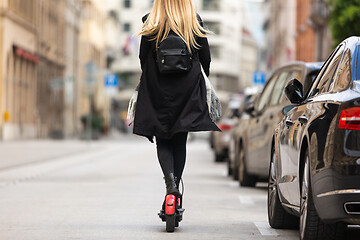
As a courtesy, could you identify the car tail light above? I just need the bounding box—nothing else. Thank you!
[219,123,232,131]
[338,107,360,130]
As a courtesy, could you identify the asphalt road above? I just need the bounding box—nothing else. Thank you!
[0,136,358,239]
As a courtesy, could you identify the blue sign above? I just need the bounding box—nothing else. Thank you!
[104,74,119,87]
[253,71,266,85]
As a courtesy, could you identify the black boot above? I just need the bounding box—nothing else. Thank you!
[164,173,181,198]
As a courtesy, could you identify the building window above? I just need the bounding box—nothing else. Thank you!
[204,21,221,35]
[210,46,220,59]
[203,0,220,11]
[123,23,131,32]
[124,0,131,8]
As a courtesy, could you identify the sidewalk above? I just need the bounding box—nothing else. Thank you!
[0,139,94,171]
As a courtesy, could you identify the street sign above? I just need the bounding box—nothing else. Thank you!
[104,73,119,97]
[253,71,266,85]
[104,73,119,87]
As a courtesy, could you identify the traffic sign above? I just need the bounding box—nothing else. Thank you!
[104,74,119,87]
[253,71,266,85]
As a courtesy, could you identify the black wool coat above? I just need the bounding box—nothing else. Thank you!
[133,14,220,142]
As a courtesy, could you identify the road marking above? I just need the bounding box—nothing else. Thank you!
[254,221,279,236]
[239,196,254,205]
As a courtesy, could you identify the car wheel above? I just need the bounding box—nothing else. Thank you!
[299,149,347,240]
[238,147,257,187]
[268,147,298,229]
[214,152,224,162]
[227,158,233,176]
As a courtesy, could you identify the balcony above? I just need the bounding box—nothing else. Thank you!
[310,0,330,27]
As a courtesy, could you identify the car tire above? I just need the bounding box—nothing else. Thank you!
[227,158,233,176]
[214,152,225,162]
[299,149,347,240]
[268,147,298,229]
[238,146,257,187]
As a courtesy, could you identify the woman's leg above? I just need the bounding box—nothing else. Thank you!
[172,132,188,187]
[155,137,174,177]
[156,136,180,197]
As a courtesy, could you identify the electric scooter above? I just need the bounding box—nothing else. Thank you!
[158,180,185,232]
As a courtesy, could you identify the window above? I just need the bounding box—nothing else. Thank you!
[308,45,345,97]
[255,74,278,112]
[203,0,220,11]
[203,21,221,35]
[210,46,220,59]
[330,50,352,93]
[123,23,131,32]
[124,0,131,8]
[269,70,302,105]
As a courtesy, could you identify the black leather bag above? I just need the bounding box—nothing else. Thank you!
[156,34,192,74]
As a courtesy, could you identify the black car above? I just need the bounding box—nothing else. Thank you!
[231,62,322,186]
[268,37,360,239]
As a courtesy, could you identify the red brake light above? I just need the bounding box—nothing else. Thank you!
[219,123,232,131]
[338,107,360,130]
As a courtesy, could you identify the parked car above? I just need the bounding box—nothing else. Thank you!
[228,93,259,177]
[212,95,243,162]
[267,37,360,239]
[231,62,323,185]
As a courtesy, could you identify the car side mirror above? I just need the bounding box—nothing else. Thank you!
[285,78,304,105]
[244,100,255,114]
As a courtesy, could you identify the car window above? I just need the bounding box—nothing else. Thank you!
[277,70,302,104]
[269,71,293,105]
[308,45,345,97]
[255,74,278,112]
[303,70,320,96]
[330,49,352,93]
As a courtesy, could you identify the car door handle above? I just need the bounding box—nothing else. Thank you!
[285,119,294,127]
[298,116,308,124]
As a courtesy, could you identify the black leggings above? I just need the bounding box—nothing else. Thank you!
[155,132,188,187]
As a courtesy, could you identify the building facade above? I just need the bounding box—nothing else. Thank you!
[295,0,316,62]
[263,0,296,71]
[0,0,38,140]
[64,0,82,137]
[240,28,258,89]
[36,0,66,138]
[309,0,333,61]
[79,0,109,133]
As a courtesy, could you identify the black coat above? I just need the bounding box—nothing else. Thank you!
[133,14,220,142]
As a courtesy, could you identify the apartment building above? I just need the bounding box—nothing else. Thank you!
[0,0,38,140]
[36,0,66,138]
[263,0,296,71]
[64,0,82,137]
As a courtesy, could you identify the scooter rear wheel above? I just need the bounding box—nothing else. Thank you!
[166,215,176,232]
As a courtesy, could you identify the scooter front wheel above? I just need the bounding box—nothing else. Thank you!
[165,194,177,232]
[166,214,176,232]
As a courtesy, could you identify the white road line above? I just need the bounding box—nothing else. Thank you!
[254,221,279,236]
[238,196,254,205]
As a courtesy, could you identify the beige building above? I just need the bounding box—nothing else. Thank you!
[64,0,82,137]
[36,0,66,138]
[79,0,109,131]
[0,0,38,140]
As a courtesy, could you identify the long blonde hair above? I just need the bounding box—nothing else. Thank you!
[139,0,209,52]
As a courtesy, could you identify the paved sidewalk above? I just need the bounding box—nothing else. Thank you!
[0,139,94,171]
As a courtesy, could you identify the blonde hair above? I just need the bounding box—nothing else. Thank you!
[139,0,209,52]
